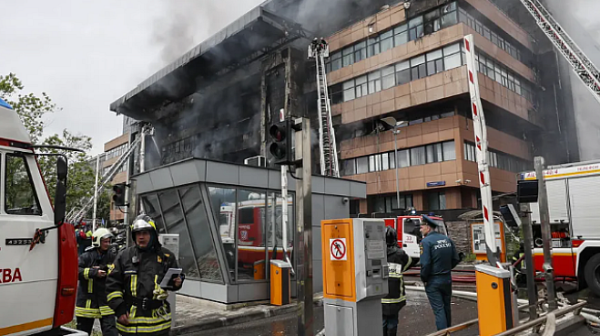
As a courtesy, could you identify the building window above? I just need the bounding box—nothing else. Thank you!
[408,15,424,41]
[330,52,342,72]
[394,24,408,46]
[343,159,356,176]
[426,143,443,163]
[356,157,369,174]
[410,146,426,166]
[382,66,396,90]
[411,55,427,80]
[367,35,381,57]
[342,46,354,67]
[426,49,444,76]
[398,149,411,168]
[343,80,355,102]
[371,194,414,213]
[380,30,394,53]
[428,191,447,210]
[368,71,382,94]
[354,41,367,63]
[396,61,411,85]
[475,51,535,103]
[443,141,456,160]
[355,75,368,98]
[464,142,530,172]
[458,7,523,61]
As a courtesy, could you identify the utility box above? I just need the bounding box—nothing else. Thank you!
[321,218,389,336]
[269,260,291,306]
[476,264,515,336]
[158,234,179,320]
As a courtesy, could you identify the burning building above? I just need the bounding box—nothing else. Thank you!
[111,0,584,218]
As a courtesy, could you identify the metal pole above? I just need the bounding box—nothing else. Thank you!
[534,156,557,311]
[520,203,538,320]
[92,154,100,231]
[296,118,313,336]
[124,132,133,246]
[139,126,147,213]
[393,128,401,209]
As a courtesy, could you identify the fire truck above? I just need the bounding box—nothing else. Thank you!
[218,196,294,272]
[0,97,82,335]
[520,160,600,295]
[384,214,449,263]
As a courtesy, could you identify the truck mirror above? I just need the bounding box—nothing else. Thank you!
[54,156,68,225]
[57,156,68,181]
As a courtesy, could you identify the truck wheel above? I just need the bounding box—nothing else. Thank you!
[584,254,600,296]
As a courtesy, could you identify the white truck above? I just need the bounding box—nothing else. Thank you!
[0,97,83,335]
[520,160,600,295]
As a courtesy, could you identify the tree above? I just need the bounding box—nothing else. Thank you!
[1,73,100,220]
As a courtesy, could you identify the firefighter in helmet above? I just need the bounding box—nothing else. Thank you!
[76,228,118,336]
[106,214,184,336]
[382,226,412,336]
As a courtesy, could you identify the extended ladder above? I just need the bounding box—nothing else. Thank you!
[309,40,340,178]
[520,0,600,105]
[67,135,142,224]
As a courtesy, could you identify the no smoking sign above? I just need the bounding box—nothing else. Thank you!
[329,238,347,261]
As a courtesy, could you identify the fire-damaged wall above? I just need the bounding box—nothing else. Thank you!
[144,63,263,170]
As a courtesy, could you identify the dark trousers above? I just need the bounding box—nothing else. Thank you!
[77,316,118,336]
[425,278,452,331]
[382,315,398,335]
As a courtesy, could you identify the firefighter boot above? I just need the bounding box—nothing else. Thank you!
[387,327,397,336]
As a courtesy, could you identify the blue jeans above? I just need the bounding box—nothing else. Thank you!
[382,315,398,330]
[425,278,453,331]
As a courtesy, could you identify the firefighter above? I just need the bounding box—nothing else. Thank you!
[76,228,118,336]
[382,226,412,336]
[106,214,184,336]
[76,222,93,255]
[419,215,460,331]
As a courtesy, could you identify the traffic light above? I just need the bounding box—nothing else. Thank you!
[112,183,127,207]
[268,120,293,165]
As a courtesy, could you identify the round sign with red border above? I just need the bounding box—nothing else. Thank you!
[330,238,347,261]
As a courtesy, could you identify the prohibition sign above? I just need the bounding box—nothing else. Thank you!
[330,238,347,261]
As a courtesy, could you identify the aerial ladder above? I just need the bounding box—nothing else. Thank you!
[66,125,153,224]
[520,0,600,105]
[308,39,340,178]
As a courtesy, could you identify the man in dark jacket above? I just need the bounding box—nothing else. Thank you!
[76,228,118,335]
[419,215,460,331]
[106,214,184,336]
[382,226,412,336]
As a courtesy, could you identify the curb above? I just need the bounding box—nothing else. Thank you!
[173,297,323,335]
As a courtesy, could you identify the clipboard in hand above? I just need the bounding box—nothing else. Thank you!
[160,268,183,289]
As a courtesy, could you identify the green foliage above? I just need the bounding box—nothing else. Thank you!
[463,253,477,263]
[87,190,112,223]
[0,73,60,143]
[1,73,100,218]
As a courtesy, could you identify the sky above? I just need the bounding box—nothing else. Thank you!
[0,0,265,156]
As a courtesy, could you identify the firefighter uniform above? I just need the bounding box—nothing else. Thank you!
[76,229,118,336]
[106,215,184,336]
[419,216,460,331]
[382,227,412,336]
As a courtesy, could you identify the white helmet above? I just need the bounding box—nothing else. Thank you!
[92,228,113,248]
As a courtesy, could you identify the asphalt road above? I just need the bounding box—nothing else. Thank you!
[187,292,479,336]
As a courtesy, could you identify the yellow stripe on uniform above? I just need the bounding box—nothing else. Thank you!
[99,305,115,316]
[75,306,101,319]
[117,321,171,334]
[83,268,90,280]
[131,274,138,297]
[107,291,123,301]
[88,278,93,293]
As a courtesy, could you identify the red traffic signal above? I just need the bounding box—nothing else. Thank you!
[268,121,293,165]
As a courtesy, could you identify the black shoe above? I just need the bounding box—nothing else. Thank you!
[387,327,397,336]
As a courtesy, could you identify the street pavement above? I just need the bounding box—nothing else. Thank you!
[186,291,480,336]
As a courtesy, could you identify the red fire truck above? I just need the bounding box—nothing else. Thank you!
[384,214,449,263]
[520,160,600,295]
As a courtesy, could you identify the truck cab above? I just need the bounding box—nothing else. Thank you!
[385,215,448,263]
[0,97,81,335]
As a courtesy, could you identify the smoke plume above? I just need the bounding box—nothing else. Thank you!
[152,0,266,67]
